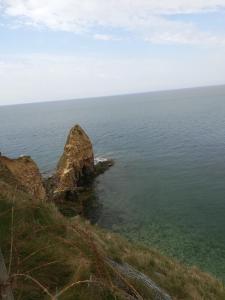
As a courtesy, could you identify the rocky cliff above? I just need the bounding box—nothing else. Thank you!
[53,125,94,196]
[0,125,107,204]
[0,155,46,201]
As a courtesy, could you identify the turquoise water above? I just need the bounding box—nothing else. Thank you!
[1,85,225,279]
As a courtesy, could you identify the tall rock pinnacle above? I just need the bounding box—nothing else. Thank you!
[54,125,94,195]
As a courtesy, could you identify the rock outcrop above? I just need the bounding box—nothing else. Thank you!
[0,125,112,205]
[0,155,46,201]
[53,125,94,196]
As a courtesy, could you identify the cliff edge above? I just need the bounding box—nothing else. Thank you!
[0,155,46,201]
[0,125,106,204]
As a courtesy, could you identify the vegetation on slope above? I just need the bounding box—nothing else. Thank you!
[1,191,225,300]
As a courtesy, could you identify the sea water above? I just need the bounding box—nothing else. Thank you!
[1,85,225,279]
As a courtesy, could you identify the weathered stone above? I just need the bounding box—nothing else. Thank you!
[0,125,112,205]
[0,156,46,201]
[94,159,114,176]
[53,125,94,195]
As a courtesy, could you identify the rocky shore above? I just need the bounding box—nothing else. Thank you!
[0,124,113,213]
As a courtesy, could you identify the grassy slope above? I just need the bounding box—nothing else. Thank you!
[1,170,225,299]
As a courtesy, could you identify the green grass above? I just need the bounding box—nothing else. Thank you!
[1,172,225,299]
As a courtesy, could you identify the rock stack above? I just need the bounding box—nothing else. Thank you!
[0,125,111,204]
[52,125,95,198]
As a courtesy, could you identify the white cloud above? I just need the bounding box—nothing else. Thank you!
[145,30,225,46]
[1,0,225,45]
[0,1,225,105]
[3,0,225,19]
[93,34,120,41]
[0,52,225,105]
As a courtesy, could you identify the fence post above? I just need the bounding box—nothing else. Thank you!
[0,249,14,300]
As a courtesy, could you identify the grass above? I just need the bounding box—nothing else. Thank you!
[1,168,225,299]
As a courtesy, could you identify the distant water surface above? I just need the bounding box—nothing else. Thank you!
[1,85,225,279]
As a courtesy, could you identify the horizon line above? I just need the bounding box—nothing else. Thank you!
[1,83,225,108]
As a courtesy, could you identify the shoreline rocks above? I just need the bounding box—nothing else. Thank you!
[94,159,114,176]
[0,124,113,209]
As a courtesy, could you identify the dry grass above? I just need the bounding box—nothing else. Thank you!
[1,177,225,299]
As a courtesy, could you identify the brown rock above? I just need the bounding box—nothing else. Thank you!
[53,125,94,195]
[0,155,46,201]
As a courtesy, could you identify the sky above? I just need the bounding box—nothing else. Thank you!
[0,1,225,105]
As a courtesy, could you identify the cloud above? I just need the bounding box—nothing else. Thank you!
[0,52,225,105]
[137,14,225,46]
[1,0,225,45]
[93,34,120,41]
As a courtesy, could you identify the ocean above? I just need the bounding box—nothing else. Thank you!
[1,85,225,279]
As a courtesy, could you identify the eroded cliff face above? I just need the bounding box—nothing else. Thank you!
[53,125,94,196]
[0,125,105,204]
[0,156,46,201]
